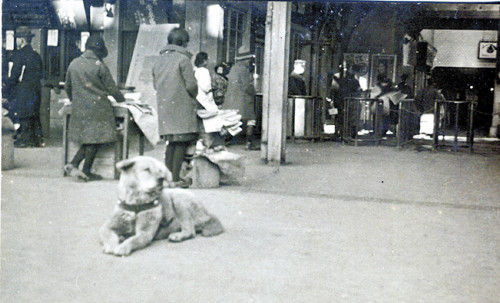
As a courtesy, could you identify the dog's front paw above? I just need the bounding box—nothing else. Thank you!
[102,244,117,255]
[168,232,185,242]
[113,243,132,256]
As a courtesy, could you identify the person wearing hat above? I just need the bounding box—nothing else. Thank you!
[288,59,307,96]
[63,35,125,182]
[5,26,43,148]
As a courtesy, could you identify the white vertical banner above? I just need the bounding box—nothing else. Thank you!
[47,29,59,46]
[6,30,15,50]
[80,32,90,51]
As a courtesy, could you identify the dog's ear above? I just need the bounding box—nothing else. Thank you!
[116,158,135,172]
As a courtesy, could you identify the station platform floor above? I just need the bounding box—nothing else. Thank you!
[1,140,499,302]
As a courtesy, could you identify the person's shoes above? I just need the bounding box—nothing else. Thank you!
[14,142,28,148]
[245,142,260,151]
[172,177,192,188]
[84,173,103,181]
[63,164,75,176]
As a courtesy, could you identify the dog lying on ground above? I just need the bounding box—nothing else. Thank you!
[99,156,224,256]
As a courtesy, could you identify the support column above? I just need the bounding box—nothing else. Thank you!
[490,81,500,137]
[260,2,291,164]
[103,0,122,83]
[489,29,500,138]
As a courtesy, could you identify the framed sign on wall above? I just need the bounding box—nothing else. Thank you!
[369,54,397,89]
[478,41,497,60]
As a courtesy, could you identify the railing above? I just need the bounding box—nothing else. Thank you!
[433,100,476,152]
[396,99,420,148]
[343,97,383,146]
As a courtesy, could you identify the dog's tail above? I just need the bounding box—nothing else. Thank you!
[201,216,224,237]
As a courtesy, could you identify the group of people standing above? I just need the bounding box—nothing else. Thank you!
[62,27,258,185]
[152,28,258,187]
[329,64,445,140]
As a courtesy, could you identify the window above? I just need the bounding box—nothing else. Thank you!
[223,8,246,62]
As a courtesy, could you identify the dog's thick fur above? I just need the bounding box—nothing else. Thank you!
[99,156,224,256]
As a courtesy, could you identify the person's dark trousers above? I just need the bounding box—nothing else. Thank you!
[15,116,43,146]
[32,114,44,145]
[70,144,100,175]
[165,141,191,182]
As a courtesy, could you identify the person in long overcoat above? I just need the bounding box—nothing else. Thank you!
[152,28,199,187]
[63,35,125,181]
[222,59,258,150]
[5,26,43,147]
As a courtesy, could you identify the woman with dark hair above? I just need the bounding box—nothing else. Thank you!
[63,35,125,181]
[153,28,199,188]
[212,63,228,106]
[193,51,225,151]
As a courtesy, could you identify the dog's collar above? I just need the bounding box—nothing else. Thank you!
[118,199,160,213]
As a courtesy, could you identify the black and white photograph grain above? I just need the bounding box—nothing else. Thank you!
[1,0,499,302]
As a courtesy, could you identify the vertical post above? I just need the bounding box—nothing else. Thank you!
[469,101,475,153]
[260,1,291,164]
[103,0,122,82]
[433,101,439,150]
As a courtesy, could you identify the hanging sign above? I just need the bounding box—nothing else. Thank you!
[6,31,14,50]
[47,29,59,46]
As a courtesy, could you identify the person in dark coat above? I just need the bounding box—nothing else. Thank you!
[222,58,258,150]
[63,35,125,181]
[414,78,444,115]
[288,59,307,96]
[397,73,413,98]
[330,66,362,139]
[4,26,43,147]
[152,28,199,187]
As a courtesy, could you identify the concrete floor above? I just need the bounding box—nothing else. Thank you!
[1,142,499,302]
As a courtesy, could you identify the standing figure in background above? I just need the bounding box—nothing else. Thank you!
[2,35,13,114]
[223,58,259,150]
[288,59,307,96]
[371,75,397,136]
[330,65,362,139]
[153,28,199,188]
[194,52,225,151]
[63,35,125,182]
[414,78,445,135]
[397,74,413,98]
[5,26,43,148]
[414,78,444,115]
[211,63,229,106]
